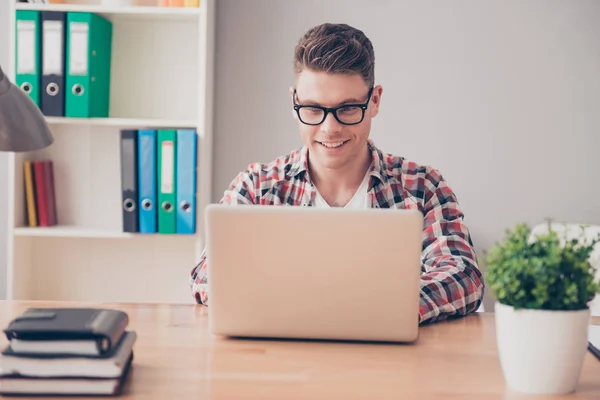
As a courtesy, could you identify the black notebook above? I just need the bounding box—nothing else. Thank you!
[3,308,129,357]
[0,331,136,379]
[0,352,134,396]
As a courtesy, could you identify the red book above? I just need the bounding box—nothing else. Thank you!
[33,161,49,227]
[43,160,57,226]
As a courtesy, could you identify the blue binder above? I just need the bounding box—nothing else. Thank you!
[176,129,197,234]
[137,129,157,234]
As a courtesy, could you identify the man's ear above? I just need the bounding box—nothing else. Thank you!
[289,86,298,120]
[370,84,383,118]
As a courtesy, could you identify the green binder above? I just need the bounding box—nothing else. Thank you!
[15,11,41,107]
[65,12,112,118]
[157,130,177,234]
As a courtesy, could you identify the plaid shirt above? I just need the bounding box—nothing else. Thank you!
[190,139,484,324]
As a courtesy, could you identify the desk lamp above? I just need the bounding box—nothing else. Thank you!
[0,65,54,152]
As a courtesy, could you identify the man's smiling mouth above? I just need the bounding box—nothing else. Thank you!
[317,140,350,149]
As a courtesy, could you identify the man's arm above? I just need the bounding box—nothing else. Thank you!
[189,167,257,305]
[418,169,484,324]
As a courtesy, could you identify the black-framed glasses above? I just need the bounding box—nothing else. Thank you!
[293,87,374,126]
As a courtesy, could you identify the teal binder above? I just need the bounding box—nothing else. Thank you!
[65,12,112,118]
[15,11,41,107]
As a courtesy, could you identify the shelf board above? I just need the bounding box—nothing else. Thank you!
[45,117,198,129]
[14,226,136,239]
[14,226,198,239]
[14,3,201,22]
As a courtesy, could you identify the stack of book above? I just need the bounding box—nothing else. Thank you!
[0,308,135,396]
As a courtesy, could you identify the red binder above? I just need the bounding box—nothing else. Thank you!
[33,160,57,227]
[33,161,49,227]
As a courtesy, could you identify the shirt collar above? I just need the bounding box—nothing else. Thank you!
[286,145,310,178]
[287,139,389,187]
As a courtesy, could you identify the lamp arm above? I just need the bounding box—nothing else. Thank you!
[0,64,54,152]
[0,65,9,95]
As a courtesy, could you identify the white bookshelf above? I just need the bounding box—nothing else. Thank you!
[4,0,215,303]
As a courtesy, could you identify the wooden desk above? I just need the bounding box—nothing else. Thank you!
[0,301,598,400]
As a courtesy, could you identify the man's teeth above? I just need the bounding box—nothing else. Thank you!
[320,141,346,148]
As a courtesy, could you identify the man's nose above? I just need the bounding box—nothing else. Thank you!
[320,111,342,134]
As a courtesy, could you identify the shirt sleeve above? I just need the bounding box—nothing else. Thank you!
[189,167,257,305]
[418,169,485,324]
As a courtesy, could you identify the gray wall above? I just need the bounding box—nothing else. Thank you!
[213,0,600,257]
[0,0,9,300]
[1,1,599,302]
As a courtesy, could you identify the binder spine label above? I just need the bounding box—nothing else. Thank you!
[42,21,63,75]
[160,142,174,194]
[69,22,88,76]
[17,21,36,75]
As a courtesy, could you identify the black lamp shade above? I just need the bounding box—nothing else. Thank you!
[0,65,54,152]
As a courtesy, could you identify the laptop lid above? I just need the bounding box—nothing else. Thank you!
[205,204,423,343]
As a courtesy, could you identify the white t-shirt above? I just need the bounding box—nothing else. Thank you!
[314,171,370,209]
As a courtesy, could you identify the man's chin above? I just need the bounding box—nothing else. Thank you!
[309,153,351,171]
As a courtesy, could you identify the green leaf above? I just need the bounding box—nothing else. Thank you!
[485,223,600,310]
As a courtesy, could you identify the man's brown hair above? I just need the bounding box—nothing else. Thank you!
[294,23,375,88]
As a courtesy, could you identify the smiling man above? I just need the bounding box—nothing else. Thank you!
[189,22,484,324]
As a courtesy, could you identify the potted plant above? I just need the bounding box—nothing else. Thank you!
[486,222,600,394]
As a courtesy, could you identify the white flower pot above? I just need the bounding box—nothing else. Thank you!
[495,302,591,394]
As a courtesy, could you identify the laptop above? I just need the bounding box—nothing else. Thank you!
[204,204,424,343]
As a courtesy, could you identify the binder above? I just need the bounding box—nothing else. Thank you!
[23,161,37,227]
[137,129,157,234]
[43,160,58,226]
[15,11,41,107]
[65,12,112,118]
[120,130,138,233]
[175,129,197,234]
[41,11,66,116]
[33,161,49,227]
[157,130,176,234]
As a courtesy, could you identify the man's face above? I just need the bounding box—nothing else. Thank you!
[291,70,383,171]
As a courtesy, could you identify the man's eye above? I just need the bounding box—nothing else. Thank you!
[306,108,322,113]
[340,106,359,113]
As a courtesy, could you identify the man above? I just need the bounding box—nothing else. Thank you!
[189,22,484,324]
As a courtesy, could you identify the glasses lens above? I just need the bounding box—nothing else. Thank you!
[336,106,364,124]
[298,107,325,125]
